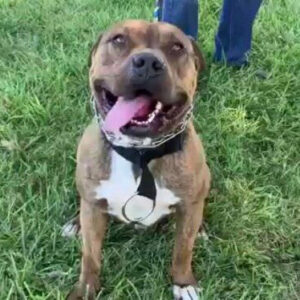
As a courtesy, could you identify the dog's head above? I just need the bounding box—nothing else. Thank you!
[89,20,204,143]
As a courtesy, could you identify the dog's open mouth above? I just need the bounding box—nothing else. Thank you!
[96,88,185,137]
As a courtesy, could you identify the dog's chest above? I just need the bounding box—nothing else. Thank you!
[95,151,180,226]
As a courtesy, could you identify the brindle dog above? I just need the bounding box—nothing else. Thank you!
[67,20,210,300]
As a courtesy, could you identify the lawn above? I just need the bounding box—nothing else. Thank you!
[0,0,299,299]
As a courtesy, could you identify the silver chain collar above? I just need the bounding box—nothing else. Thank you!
[91,95,194,149]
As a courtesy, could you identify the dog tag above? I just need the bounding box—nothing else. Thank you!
[122,193,155,222]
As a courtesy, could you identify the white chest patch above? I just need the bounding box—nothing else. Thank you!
[95,150,180,226]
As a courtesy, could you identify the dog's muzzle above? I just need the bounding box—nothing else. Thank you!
[91,96,193,148]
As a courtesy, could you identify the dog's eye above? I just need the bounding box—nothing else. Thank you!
[111,34,126,45]
[171,42,184,53]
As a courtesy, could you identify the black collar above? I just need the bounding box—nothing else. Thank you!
[111,131,187,168]
[103,131,187,223]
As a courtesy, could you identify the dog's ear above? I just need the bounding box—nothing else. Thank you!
[190,38,205,72]
[88,33,103,67]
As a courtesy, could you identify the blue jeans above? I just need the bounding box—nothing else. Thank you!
[155,0,262,66]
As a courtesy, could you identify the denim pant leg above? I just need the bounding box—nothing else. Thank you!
[214,0,262,66]
[155,0,199,39]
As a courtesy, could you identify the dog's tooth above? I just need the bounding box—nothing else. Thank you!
[156,101,163,111]
[132,109,158,126]
[132,119,143,125]
[145,112,154,121]
[154,107,162,114]
[149,115,155,122]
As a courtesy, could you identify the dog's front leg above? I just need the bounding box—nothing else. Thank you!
[68,199,108,300]
[171,192,205,300]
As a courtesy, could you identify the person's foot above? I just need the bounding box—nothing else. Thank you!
[213,57,249,69]
[213,58,268,79]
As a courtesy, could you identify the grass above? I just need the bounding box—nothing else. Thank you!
[0,0,300,299]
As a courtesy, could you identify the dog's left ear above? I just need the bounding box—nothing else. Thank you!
[88,33,103,67]
[190,38,205,72]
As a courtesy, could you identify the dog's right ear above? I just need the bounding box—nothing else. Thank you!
[88,33,103,67]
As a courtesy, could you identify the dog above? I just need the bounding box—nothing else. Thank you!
[66,20,210,300]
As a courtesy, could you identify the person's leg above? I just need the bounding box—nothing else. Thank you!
[155,0,199,39]
[153,0,163,22]
[214,0,262,66]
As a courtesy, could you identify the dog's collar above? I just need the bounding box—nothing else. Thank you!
[91,96,193,149]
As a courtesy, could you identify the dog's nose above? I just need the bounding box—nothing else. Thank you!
[131,53,164,82]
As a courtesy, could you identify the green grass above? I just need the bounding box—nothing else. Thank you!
[0,0,300,299]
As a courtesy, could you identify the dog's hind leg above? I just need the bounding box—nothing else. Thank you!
[62,215,81,238]
[62,193,81,238]
[197,223,208,240]
[67,199,108,300]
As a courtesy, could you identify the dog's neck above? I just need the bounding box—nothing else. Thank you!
[108,130,187,166]
[102,130,187,223]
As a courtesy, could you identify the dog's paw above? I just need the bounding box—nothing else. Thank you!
[67,283,99,300]
[62,218,81,238]
[173,285,200,300]
[197,227,208,241]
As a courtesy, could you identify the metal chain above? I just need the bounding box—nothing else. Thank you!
[90,95,194,149]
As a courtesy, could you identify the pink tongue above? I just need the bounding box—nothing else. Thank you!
[103,96,151,133]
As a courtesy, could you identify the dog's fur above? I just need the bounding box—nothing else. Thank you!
[67,20,210,300]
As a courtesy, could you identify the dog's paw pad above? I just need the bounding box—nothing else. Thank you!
[62,220,80,238]
[197,227,208,240]
[173,285,200,300]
